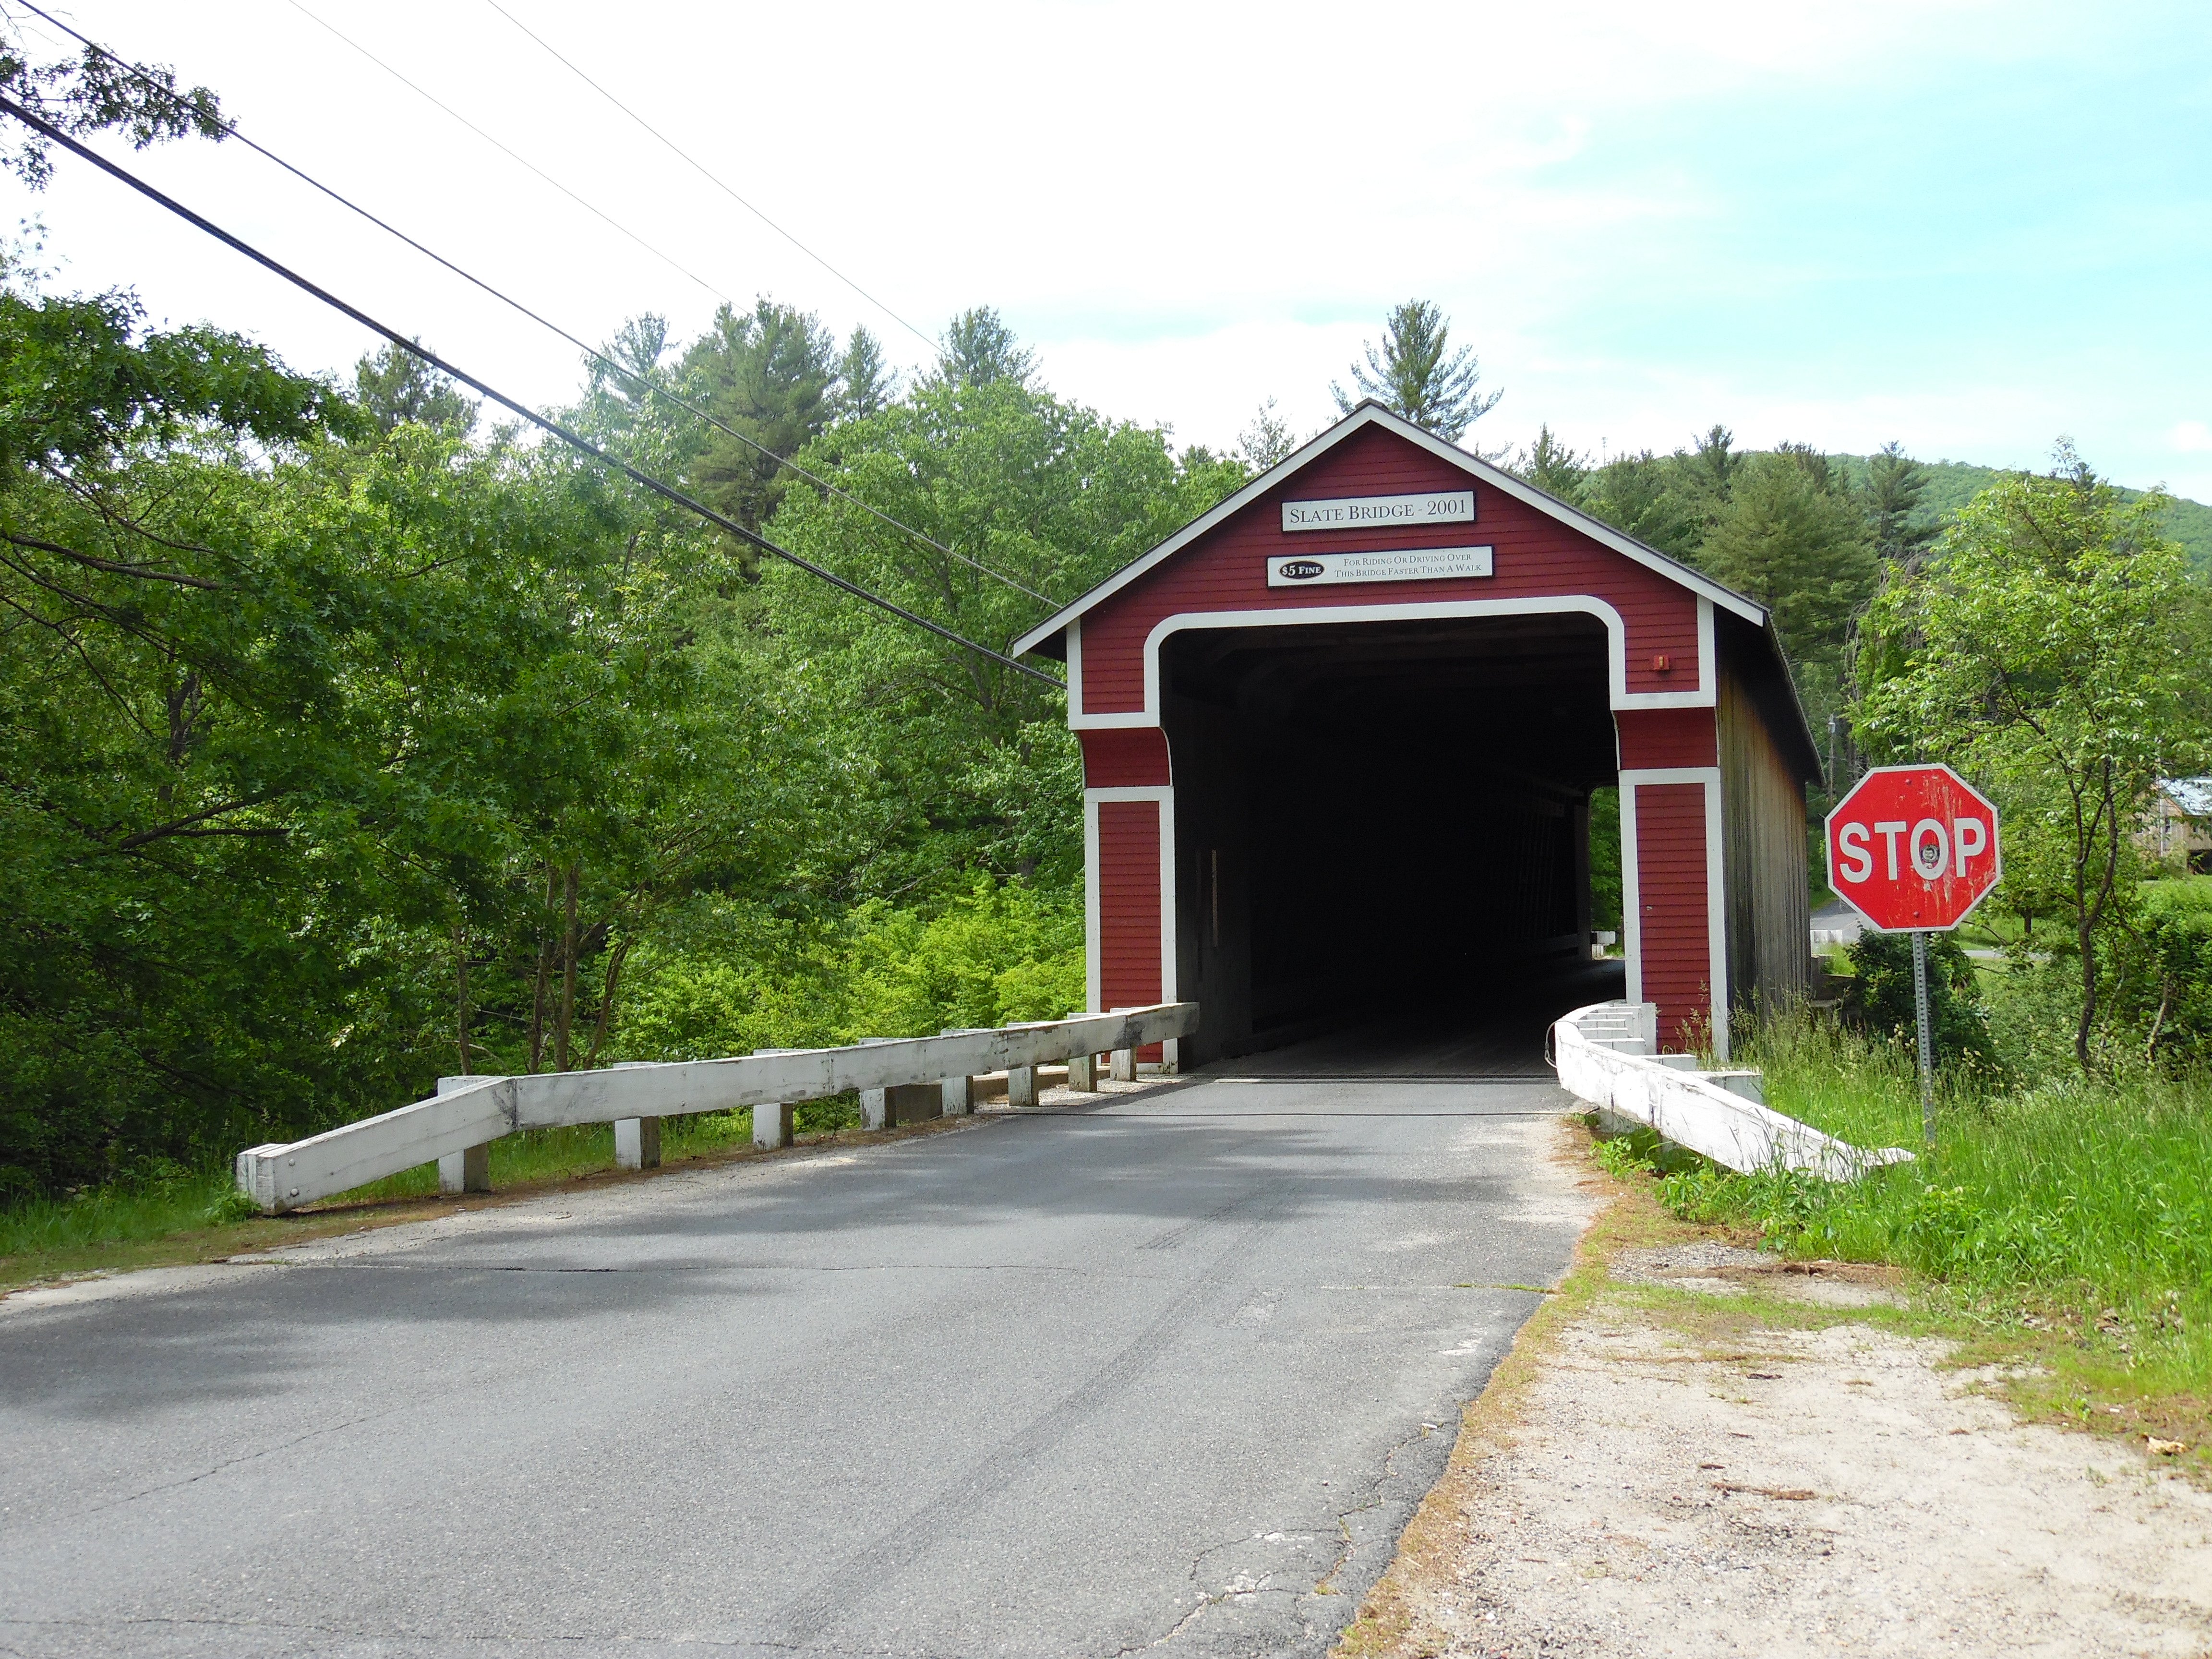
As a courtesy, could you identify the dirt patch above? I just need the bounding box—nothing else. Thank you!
[1340,1132,2212,1659]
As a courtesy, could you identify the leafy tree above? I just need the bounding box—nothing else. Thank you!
[1855,447,2208,1069]
[354,340,477,434]
[758,350,1244,901]
[1581,449,1700,558]
[0,30,224,190]
[933,306,1035,389]
[1330,299,1502,446]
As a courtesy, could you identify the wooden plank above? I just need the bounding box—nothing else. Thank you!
[236,1078,515,1213]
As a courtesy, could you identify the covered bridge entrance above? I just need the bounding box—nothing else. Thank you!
[1011,403,1821,1070]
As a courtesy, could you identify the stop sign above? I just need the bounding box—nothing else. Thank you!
[1826,764,2001,932]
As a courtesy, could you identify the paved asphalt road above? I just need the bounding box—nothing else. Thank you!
[0,1076,1590,1658]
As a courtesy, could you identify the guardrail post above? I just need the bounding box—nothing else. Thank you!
[859,1038,896,1129]
[1110,1047,1136,1082]
[752,1049,799,1148]
[939,1028,991,1116]
[435,1076,494,1194]
[858,1037,944,1130]
[1007,1064,1039,1108]
[1067,1052,1099,1091]
[611,1061,660,1170]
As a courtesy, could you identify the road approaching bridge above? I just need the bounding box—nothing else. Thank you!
[0,1075,1588,1658]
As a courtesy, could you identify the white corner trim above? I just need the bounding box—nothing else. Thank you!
[1619,780,1642,1007]
[1065,595,1715,729]
[1066,616,1083,721]
[1083,786,1177,1014]
[1010,402,1766,658]
[1618,766,1729,1061]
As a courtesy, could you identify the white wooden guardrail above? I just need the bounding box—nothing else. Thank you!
[1551,1000,1911,1180]
[237,1002,1198,1214]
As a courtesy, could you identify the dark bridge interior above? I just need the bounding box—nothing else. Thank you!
[1162,613,1623,1072]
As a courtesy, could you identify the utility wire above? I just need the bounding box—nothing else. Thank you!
[0,95,1062,687]
[476,0,940,361]
[282,0,732,307]
[9,1,1057,608]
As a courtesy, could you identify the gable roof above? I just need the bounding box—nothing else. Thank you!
[1010,400,1770,659]
[2162,777,2212,818]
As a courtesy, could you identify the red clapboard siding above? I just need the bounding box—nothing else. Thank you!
[1076,425,1701,713]
[1634,782,1713,1049]
[1617,708,1718,770]
[1097,799,1162,1012]
[1081,726,1172,789]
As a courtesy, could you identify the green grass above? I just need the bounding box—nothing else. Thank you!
[0,1164,255,1261]
[1605,1010,2212,1440]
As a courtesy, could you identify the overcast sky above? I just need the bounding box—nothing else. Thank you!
[7,0,2210,496]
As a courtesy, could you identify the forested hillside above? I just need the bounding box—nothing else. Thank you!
[1831,454,2212,573]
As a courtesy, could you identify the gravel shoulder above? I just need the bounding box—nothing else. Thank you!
[1339,1130,2212,1659]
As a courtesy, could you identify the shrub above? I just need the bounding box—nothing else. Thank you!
[1842,929,1999,1076]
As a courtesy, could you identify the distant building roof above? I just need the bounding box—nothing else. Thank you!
[2159,777,2212,817]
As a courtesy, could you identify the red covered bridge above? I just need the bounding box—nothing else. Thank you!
[1011,402,1821,1069]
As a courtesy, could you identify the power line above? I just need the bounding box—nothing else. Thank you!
[8,1,1057,608]
[476,0,941,361]
[0,94,1063,688]
[281,0,733,307]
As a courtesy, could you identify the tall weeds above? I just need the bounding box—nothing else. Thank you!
[1647,1006,2212,1393]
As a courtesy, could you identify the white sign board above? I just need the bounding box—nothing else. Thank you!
[1280,490,1474,532]
[1267,546,1494,588]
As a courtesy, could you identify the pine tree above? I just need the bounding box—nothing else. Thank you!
[354,340,477,435]
[1699,449,1877,715]
[1862,440,1937,569]
[1515,423,1588,503]
[679,299,836,535]
[834,325,899,421]
[1235,396,1298,472]
[934,307,1035,388]
[1329,300,1502,447]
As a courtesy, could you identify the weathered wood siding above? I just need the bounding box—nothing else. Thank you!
[1718,658,1810,1014]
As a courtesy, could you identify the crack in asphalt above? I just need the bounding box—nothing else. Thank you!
[41,1399,425,1527]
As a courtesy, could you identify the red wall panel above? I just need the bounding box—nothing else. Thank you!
[1616,708,1718,770]
[1097,799,1162,1013]
[1080,726,1172,789]
[1075,425,1703,714]
[1634,781,1713,1049]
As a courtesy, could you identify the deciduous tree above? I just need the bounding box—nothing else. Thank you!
[1855,447,2207,1068]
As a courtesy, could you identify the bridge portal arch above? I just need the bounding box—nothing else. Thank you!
[1014,403,1821,1069]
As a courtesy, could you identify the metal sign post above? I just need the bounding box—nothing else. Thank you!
[1826,764,2003,1154]
[1911,932,1936,1149]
